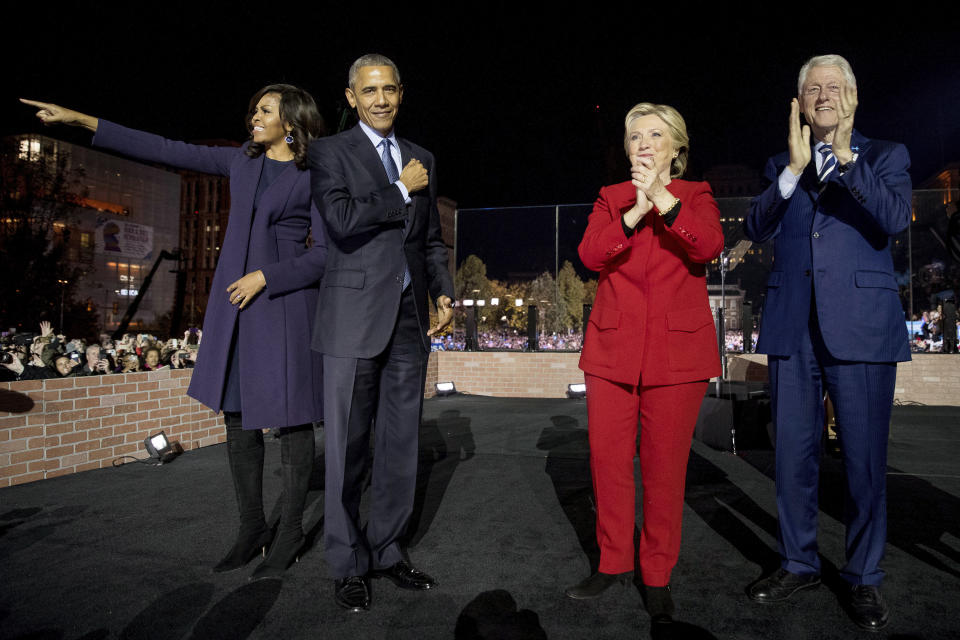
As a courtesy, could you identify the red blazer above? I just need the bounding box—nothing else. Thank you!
[578,179,724,386]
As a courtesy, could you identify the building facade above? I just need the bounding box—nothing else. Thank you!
[13,134,181,332]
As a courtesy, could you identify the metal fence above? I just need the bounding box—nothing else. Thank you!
[445,189,958,353]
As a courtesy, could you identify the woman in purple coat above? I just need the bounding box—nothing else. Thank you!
[23,86,327,579]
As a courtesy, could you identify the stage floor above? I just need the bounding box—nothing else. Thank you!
[1,396,957,639]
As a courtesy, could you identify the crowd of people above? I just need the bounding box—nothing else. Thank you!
[0,321,200,382]
[911,303,960,353]
[432,329,585,351]
[3,323,770,380]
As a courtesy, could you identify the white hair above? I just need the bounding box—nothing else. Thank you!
[797,54,857,94]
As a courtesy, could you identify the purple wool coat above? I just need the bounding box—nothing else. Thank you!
[93,121,326,428]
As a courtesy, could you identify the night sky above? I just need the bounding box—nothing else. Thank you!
[6,8,959,209]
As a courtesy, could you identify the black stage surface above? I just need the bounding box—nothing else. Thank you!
[1,396,958,639]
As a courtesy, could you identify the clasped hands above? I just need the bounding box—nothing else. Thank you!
[624,156,671,229]
[787,82,858,175]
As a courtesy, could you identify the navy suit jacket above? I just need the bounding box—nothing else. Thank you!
[745,130,911,363]
[308,125,454,359]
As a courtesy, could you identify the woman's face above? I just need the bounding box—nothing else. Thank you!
[250,93,290,149]
[55,356,72,376]
[145,350,159,369]
[122,355,140,372]
[626,114,676,181]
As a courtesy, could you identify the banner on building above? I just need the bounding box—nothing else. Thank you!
[94,219,154,259]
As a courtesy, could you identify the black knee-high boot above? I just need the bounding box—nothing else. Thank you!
[214,412,272,572]
[251,423,314,580]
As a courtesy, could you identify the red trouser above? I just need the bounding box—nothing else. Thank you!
[585,374,707,586]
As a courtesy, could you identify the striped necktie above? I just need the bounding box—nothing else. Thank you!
[381,138,411,290]
[380,138,400,182]
[817,144,836,182]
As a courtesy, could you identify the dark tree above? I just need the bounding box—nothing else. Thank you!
[0,137,98,337]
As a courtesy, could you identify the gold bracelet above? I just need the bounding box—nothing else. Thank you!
[658,196,680,216]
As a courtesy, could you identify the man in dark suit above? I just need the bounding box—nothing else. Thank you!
[744,54,911,632]
[308,53,454,612]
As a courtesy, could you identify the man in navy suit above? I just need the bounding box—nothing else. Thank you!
[308,53,455,612]
[744,54,911,632]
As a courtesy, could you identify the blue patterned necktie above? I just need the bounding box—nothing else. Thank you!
[381,138,411,290]
[380,138,400,182]
[817,144,836,182]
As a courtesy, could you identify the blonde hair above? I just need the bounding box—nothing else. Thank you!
[623,103,689,178]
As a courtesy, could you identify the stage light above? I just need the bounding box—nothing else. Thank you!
[490,298,499,306]
[566,383,587,399]
[143,430,181,463]
[435,382,458,396]
[476,300,485,307]
[462,299,474,307]
[515,298,523,307]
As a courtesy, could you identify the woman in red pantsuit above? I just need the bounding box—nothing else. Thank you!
[567,103,723,628]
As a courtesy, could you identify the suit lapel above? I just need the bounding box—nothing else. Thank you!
[260,161,299,224]
[398,137,417,242]
[802,129,871,202]
[348,125,392,187]
[219,152,263,274]
[850,129,869,158]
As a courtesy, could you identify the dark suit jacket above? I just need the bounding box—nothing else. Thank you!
[93,121,327,428]
[745,130,912,363]
[578,179,724,386]
[308,125,454,358]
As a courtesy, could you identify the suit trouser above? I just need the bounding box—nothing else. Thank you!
[323,289,426,579]
[585,374,707,586]
[769,312,896,586]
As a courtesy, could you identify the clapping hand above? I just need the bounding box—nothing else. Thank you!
[631,155,667,200]
[787,98,811,176]
[832,83,858,164]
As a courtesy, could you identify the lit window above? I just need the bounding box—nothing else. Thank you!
[18,138,40,161]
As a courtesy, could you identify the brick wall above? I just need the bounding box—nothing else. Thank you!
[424,351,960,405]
[4,352,954,487]
[426,351,583,398]
[0,369,222,488]
[725,353,960,406]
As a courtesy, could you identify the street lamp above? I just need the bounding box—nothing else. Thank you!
[57,279,69,331]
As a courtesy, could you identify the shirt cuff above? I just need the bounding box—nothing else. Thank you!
[660,201,681,227]
[621,215,642,237]
[778,167,801,198]
[394,180,411,204]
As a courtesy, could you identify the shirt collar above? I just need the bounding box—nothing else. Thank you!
[358,120,398,149]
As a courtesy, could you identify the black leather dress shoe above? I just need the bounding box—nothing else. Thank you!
[848,585,889,632]
[334,576,371,612]
[370,560,436,590]
[564,571,632,600]
[748,568,820,602]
